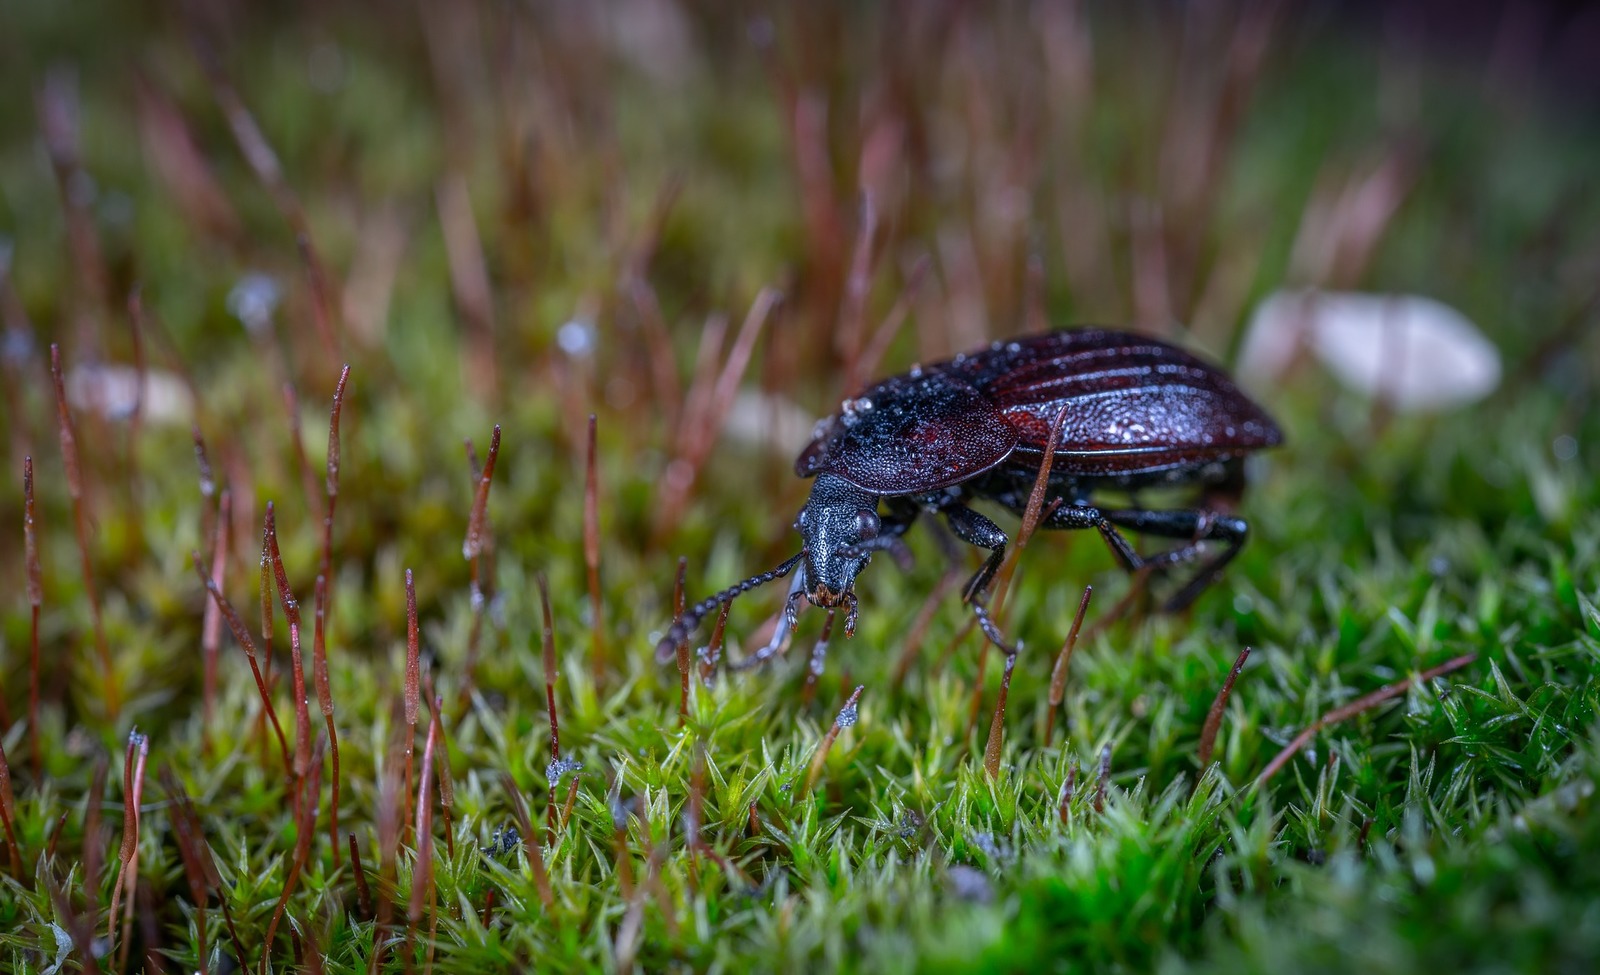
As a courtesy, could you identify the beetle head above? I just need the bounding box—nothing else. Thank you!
[795,472,882,612]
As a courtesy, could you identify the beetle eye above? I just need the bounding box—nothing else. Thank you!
[855,509,881,539]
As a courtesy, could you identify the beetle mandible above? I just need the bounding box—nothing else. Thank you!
[655,327,1283,664]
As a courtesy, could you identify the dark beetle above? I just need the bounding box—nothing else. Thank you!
[656,327,1282,662]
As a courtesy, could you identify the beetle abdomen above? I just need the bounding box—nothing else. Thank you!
[970,330,1281,476]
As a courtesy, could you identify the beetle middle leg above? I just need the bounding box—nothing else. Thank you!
[940,504,1020,656]
[1040,503,1248,611]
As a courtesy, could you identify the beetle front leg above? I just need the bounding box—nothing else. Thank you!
[941,504,1020,656]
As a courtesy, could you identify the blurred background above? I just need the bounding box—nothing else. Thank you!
[1,0,1597,715]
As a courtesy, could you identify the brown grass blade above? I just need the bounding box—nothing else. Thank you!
[1045,586,1094,746]
[50,343,117,715]
[982,651,1018,780]
[404,567,421,842]
[320,365,350,584]
[1258,653,1477,785]
[1198,646,1252,769]
[192,551,292,778]
[109,730,149,967]
[314,575,342,867]
[23,456,43,775]
[201,490,231,749]
[584,413,605,682]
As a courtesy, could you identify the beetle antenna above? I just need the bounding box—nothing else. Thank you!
[655,552,805,663]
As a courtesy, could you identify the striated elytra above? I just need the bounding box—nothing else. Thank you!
[657,327,1283,665]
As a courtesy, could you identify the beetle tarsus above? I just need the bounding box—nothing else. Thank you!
[972,603,1020,658]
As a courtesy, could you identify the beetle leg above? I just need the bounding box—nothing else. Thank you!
[1039,503,1146,571]
[940,504,1009,605]
[1094,509,1254,608]
[938,504,1024,655]
[1041,505,1249,611]
[1097,509,1249,611]
[803,609,837,701]
[972,603,1020,658]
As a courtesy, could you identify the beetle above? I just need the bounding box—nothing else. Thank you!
[655,327,1283,664]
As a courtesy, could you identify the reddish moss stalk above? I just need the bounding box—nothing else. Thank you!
[537,566,569,845]
[1258,653,1478,785]
[201,490,232,749]
[262,735,324,974]
[404,568,421,843]
[193,41,339,358]
[673,556,690,727]
[461,426,501,696]
[1057,759,1079,825]
[626,276,682,426]
[1093,743,1112,813]
[462,426,501,566]
[654,287,780,539]
[992,404,1069,619]
[82,755,109,936]
[49,344,118,716]
[584,413,606,682]
[700,602,731,685]
[0,738,21,872]
[538,573,561,761]
[348,833,374,918]
[192,425,217,551]
[1045,586,1095,746]
[407,710,440,966]
[982,651,1019,780]
[192,552,292,778]
[265,504,312,807]
[371,765,401,973]
[558,777,580,836]
[846,255,930,395]
[319,365,349,584]
[1198,646,1252,769]
[314,575,342,866]
[44,871,103,975]
[500,773,554,909]
[803,685,865,798]
[427,697,456,859]
[258,529,276,687]
[109,731,149,965]
[835,191,878,381]
[162,766,247,975]
[282,383,322,521]
[160,770,206,973]
[23,456,43,776]
[124,297,150,533]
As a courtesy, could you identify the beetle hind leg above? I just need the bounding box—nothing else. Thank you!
[1041,503,1249,612]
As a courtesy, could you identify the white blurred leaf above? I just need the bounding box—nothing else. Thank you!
[67,364,194,425]
[1240,289,1501,411]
